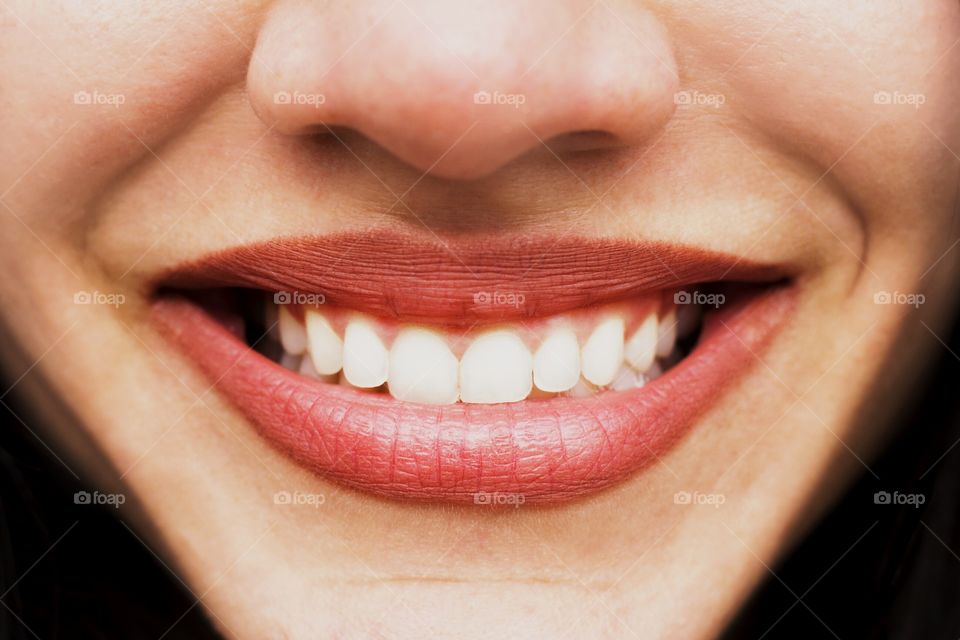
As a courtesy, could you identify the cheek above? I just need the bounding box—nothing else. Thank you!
[675,1,960,238]
[1,1,264,220]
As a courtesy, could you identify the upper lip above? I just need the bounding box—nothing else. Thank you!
[156,231,788,324]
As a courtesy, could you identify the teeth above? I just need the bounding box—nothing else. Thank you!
[624,312,657,372]
[273,296,693,404]
[388,328,459,404]
[280,351,302,371]
[278,305,307,355]
[581,316,625,386]
[533,327,580,392]
[299,353,338,383]
[338,371,364,390]
[656,308,677,358]
[342,318,389,388]
[299,353,318,377]
[643,362,664,384]
[564,377,599,398]
[305,310,343,375]
[528,386,558,400]
[610,365,644,391]
[460,330,533,404]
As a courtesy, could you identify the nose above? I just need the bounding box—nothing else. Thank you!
[248,1,678,180]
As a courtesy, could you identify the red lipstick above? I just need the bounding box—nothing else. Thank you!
[160,232,784,324]
[152,233,793,503]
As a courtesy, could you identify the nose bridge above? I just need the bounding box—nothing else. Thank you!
[247,1,679,180]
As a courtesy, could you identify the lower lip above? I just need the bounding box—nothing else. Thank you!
[152,287,793,504]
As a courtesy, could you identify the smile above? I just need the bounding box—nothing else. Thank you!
[152,232,794,503]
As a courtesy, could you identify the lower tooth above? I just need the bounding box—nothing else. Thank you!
[611,366,643,391]
[280,352,302,372]
[642,362,664,384]
[299,354,318,377]
[528,386,558,400]
[564,377,599,398]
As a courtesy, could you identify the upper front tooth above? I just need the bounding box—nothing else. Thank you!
[388,327,459,405]
[305,309,343,375]
[656,308,677,358]
[533,327,580,392]
[460,330,533,403]
[581,316,625,386]
[299,353,338,384]
[342,318,388,388]
[625,312,657,372]
[278,305,307,355]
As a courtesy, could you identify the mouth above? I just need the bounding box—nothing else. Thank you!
[151,232,795,504]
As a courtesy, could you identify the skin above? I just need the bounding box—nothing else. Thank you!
[2,0,959,637]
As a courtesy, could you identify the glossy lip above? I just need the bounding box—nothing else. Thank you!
[151,233,795,503]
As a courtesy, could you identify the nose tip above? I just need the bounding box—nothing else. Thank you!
[248,1,679,180]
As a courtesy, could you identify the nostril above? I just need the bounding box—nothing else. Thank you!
[247,1,678,180]
[304,126,374,159]
[545,130,626,154]
[304,124,355,140]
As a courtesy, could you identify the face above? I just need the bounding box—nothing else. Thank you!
[2,1,959,637]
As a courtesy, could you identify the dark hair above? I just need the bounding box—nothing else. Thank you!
[2,320,959,639]
[723,314,960,639]
[0,394,217,639]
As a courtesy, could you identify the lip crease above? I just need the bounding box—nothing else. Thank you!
[151,233,795,504]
